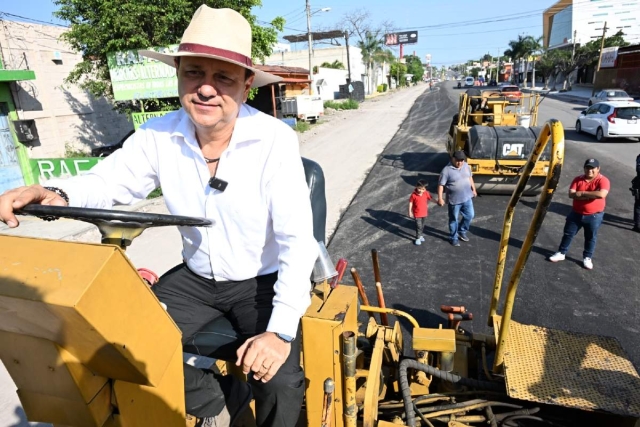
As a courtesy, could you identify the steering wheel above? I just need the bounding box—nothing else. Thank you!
[16,205,212,249]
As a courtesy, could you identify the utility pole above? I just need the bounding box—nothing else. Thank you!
[306,0,313,95]
[592,21,608,95]
[497,48,501,83]
[344,31,351,83]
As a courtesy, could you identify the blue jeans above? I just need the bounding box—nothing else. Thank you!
[558,210,604,259]
[448,199,474,242]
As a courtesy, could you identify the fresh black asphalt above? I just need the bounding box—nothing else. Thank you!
[326,84,640,369]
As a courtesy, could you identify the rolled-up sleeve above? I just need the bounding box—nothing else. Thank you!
[264,130,318,338]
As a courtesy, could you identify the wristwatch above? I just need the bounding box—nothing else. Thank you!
[275,332,294,343]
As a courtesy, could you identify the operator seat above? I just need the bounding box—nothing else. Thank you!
[182,157,327,360]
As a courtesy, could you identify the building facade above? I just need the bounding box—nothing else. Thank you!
[543,0,640,49]
[0,19,132,162]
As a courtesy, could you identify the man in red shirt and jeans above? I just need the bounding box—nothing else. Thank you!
[549,158,610,270]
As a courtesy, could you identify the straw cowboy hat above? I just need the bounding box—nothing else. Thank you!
[139,5,281,88]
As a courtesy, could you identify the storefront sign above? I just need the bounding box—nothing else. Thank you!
[601,47,619,68]
[132,111,172,129]
[107,47,178,101]
[32,158,103,183]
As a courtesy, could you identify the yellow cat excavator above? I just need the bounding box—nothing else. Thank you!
[447,87,550,195]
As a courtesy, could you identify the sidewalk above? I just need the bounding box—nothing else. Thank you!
[521,84,593,103]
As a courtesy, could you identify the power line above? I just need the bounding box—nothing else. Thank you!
[0,11,67,27]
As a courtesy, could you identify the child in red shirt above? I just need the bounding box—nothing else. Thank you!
[408,181,432,245]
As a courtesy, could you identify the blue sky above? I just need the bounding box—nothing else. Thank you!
[0,0,555,66]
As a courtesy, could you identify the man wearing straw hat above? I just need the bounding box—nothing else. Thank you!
[0,5,317,427]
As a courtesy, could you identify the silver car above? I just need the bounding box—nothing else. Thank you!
[588,89,633,106]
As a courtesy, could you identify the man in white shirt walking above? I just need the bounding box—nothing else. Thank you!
[0,6,317,427]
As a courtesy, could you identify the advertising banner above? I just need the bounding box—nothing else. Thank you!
[384,31,418,46]
[107,46,179,101]
[132,111,172,129]
[600,47,619,68]
[32,158,103,183]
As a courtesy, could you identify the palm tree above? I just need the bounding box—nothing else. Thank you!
[504,35,530,85]
[524,36,543,88]
[357,31,384,94]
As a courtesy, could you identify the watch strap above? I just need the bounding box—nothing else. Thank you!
[275,332,294,343]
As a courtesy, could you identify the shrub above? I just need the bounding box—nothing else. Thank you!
[323,99,359,110]
[64,143,91,158]
[294,121,310,133]
[147,188,163,199]
[382,83,388,92]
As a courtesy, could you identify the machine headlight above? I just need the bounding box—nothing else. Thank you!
[471,164,479,172]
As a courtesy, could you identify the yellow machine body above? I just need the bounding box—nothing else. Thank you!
[446,91,549,195]
[0,235,186,426]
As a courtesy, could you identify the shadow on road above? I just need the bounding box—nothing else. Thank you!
[379,152,450,173]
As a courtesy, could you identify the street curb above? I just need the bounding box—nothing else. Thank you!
[521,88,589,104]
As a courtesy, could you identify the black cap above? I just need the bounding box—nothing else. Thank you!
[453,150,466,160]
[584,158,599,168]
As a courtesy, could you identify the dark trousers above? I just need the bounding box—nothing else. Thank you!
[634,198,640,228]
[414,216,426,238]
[152,264,304,427]
[558,211,604,259]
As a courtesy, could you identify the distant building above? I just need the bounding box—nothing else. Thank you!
[543,0,640,49]
[263,45,367,98]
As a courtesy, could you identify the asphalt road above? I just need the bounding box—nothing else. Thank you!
[326,83,640,370]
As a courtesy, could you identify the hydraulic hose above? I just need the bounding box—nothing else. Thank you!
[399,358,506,427]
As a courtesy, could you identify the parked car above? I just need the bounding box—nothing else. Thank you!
[90,130,135,157]
[575,101,640,142]
[588,89,633,106]
[500,85,522,104]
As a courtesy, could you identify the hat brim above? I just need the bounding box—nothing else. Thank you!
[138,50,282,88]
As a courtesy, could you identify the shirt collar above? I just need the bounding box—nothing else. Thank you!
[170,104,260,153]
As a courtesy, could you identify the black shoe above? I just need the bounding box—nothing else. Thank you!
[450,239,460,247]
[458,233,470,242]
[633,226,640,233]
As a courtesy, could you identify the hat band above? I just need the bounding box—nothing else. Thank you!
[178,43,253,67]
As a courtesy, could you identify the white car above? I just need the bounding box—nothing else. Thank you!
[575,101,640,142]
[588,89,633,106]
[464,76,475,87]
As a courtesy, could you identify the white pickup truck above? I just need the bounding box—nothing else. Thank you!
[281,95,324,123]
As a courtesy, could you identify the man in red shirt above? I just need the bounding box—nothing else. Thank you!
[549,158,610,270]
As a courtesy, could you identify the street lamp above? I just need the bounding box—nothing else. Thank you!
[306,1,330,95]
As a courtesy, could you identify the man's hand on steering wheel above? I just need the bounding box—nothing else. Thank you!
[236,332,291,383]
[0,185,68,228]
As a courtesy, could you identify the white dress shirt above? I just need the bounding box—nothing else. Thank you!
[49,104,318,337]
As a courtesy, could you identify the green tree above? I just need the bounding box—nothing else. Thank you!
[548,49,576,90]
[404,54,424,83]
[505,34,541,87]
[575,30,629,69]
[389,62,407,86]
[535,50,557,89]
[53,0,284,104]
[320,60,346,70]
[470,67,482,78]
